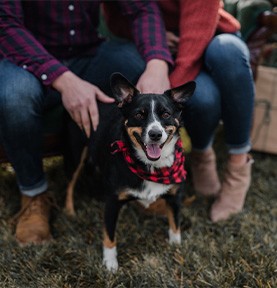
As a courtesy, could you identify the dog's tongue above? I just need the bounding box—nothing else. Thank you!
[146,144,161,159]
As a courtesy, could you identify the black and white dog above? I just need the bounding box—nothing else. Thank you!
[65,73,195,271]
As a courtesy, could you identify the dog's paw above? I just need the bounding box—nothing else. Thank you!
[168,229,181,245]
[103,246,118,272]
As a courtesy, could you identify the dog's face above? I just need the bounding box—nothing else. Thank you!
[110,73,195,163]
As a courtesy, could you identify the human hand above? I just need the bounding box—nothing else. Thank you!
[52,71,114,137]
[136,59,170,93]
[166,31,179,55]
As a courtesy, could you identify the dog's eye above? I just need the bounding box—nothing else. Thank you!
[134,112,144,120]
[162,112,171,119]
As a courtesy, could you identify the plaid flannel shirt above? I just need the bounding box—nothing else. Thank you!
[0,0,172,86]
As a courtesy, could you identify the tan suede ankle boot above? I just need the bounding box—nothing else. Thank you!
[15,192,53,246]
[191,148,221,197]
[210,155,254,222]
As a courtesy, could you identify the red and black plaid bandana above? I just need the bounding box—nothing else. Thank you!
[111,139,186,184]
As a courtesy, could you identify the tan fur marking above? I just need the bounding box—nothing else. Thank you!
[165,125,177,135]
[126,127,143,149]
[65,146,88,216]
[164,125,177,145]
[168,184,180,196]
[183,195,196,207]
[118,191,129,201]
[166,205,180,234]
[103,229,116,248]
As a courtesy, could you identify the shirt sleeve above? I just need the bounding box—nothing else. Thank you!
[118,1,173,66]
[169,0,220,87]
[0,0,68,86]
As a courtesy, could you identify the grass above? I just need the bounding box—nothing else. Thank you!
[0,141,276,288]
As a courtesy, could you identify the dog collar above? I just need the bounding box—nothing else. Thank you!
[111,139,186,184]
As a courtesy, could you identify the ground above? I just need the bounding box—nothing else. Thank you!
[0,142,276,287]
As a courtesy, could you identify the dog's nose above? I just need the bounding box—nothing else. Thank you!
[148,128,162,141]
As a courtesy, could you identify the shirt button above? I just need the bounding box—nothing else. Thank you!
[41,74,48,81]
[69,29,75,36]
[68,4,74,11]
[22,65,27,69]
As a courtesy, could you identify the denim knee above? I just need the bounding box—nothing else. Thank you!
[205,34,251,79]
[0,60,44,133]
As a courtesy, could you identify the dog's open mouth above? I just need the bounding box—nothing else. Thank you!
[134,132,164,161]
[145,143,163,160]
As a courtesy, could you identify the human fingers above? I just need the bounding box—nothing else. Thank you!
[88,94,99,132]
[95,87,115,103]
[80,109,91,138]
[71,110,83,131]
[136,59,170,93]
[166,31,179,44]
[137,73,170,94]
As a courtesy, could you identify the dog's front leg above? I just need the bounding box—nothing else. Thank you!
[103,196,124,272]
[165,193,182,245]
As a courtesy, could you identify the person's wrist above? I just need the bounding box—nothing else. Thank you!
[52,71,76,93]
[145,59,169,75]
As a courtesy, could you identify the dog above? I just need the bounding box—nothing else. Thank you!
[64,73,196,272]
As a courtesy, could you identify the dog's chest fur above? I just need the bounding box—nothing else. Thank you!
[126,180,173,208]
[126,143,175,206]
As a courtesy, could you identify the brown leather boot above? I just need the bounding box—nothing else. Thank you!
[15,192,53,246]
[190,148,221,197]
[210,155,254,222]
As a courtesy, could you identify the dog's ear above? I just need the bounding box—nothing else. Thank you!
[165,81,196,107]
[110,73,139,108]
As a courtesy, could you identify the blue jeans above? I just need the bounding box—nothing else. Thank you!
[182,34,255,154]
[0,40,145,196]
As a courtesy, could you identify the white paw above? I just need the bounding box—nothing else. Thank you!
[168,229,181,245]
[103,246,118,272]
